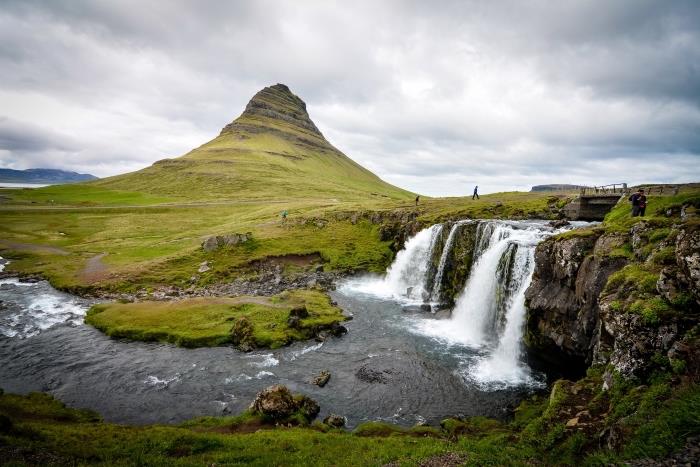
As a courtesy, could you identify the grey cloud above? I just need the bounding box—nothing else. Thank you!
[0,0,699,192]
[0,117,75,152]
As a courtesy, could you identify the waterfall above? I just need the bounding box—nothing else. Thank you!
[413,220,557,387]
[344,224,443,302]
[341,219,569,387]
[443,223,515,346]
[470,245,536,385]
[429,221,469,303]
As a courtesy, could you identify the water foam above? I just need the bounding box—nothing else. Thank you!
[287,342,323,361]
[0,279,89,338]
[144,374,180,389]
[245,353,279,368]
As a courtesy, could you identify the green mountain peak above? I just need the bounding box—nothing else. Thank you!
[221,83,323,140]
[93,84,415,202]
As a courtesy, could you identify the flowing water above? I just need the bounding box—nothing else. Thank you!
[0,222,584,426]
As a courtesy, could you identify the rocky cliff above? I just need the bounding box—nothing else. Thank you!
[425,221,479,305]
[525,196,700,383]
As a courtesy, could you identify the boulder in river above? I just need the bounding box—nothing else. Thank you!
[249,385,297,419]
[323,414,346,428]
[249,385,320,422]
[312,370,331,387]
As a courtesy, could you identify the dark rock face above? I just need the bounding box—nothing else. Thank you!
[676,224,700,304]
[595,298,681,378]
[526,213,700,383]
[426,221,478,305]
[220,84,324,139]
[525,233,627,373]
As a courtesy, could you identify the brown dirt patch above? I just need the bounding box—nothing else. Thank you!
[80,253,109,283]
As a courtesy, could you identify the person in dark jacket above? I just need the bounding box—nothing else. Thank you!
[629,189,647,217]
[472,186,479,200]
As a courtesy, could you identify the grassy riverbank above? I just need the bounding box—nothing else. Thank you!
[85,289,347,349]
[1,379,697,466]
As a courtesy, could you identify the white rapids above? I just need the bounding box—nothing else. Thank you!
[0,275,90,339]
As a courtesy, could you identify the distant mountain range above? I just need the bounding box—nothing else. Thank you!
[0,168,98,184]
[530,184,585,192]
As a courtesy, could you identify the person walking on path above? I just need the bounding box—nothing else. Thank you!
[472,186,479,200]
[415,195,420,206]
[629,189,647,217]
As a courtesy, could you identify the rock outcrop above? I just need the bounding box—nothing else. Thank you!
[220,84,325,143]
[312,370,331,387]
[426,221,478,305]
[525,209,700,382]
[202,233,252,252]
[676,223,700,305]
[525,232,628,373]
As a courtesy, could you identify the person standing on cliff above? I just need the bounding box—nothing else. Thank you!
[415,195,420,206]
[472,186,479,200]
[629,188,647,217]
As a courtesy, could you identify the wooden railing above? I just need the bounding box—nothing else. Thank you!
[579,183,627,195]
[579,183,681,196]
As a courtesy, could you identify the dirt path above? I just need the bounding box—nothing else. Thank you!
[81,253,109,283]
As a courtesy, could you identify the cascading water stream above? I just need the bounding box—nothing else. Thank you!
[411,220,562,387]
[344,224,443,302]
[384,224,442,302]
[423,223,515,347]
[470,245,536,385]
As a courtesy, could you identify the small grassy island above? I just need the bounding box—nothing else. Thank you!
[86,289,347,349]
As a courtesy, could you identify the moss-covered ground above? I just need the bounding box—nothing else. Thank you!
[85,289,346,349]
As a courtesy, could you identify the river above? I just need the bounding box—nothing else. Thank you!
[0,220,586,427]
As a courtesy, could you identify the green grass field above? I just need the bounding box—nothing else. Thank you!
[0,186,563,293]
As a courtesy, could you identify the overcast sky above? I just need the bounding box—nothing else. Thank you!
[1,1,699,195]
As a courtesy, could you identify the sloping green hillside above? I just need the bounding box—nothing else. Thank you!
[91,84,414,202]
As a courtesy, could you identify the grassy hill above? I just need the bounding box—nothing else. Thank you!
[91,84,414,202]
